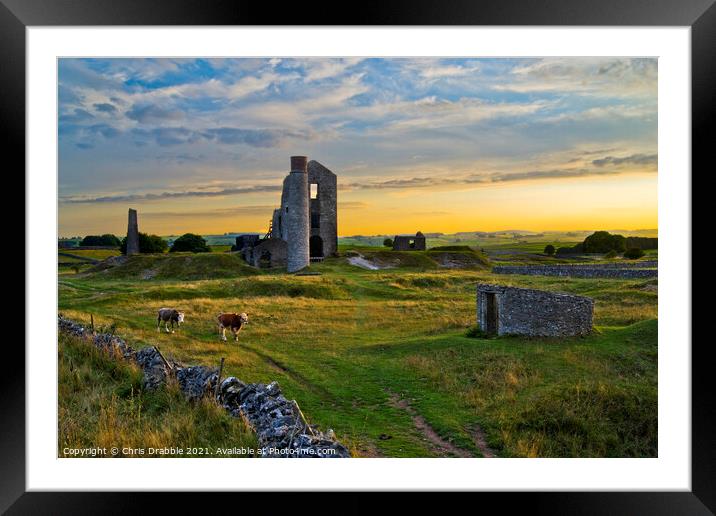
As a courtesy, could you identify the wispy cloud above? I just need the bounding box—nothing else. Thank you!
[61,185,283,204]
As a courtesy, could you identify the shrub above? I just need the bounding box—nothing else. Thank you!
[170,233,211,253]
[383,238,394,248]
[556,243,584,255]
[544,244,556,256]
[604,250,618,259]
[624,247,645,259]
[120,233,168,254]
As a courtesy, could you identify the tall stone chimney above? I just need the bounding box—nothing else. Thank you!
[285,156,309,272]
[126,208,140,255]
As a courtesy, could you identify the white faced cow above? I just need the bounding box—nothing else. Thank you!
[217,312,248,342]
[157,308,185,333]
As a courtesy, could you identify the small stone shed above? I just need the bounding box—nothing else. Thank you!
[392,231,426,251]
[476,284,594,337]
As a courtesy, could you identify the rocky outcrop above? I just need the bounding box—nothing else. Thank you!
[58,315,350,458]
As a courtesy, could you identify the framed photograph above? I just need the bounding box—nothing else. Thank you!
[8,0,710,511]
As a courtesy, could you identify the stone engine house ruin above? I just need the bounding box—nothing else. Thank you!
[392,231,426,251]
[476,284,594,337]
[235,156,338,272]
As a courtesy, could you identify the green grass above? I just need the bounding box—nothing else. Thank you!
[58,331,258,457]
[66,249,121,260]
[59,249,658,458]
[87,252,259,280]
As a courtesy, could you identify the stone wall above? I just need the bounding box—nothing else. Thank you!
[307,160,338,258]
[476,284,594,337]
[58,315,350,458]
[492,264,657,279]
[250,238,288,268]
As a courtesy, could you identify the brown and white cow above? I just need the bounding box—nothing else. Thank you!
[217,312,248,342]
[157,308,185,333]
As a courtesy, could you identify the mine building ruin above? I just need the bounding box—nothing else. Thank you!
[126,208,140,255]
[234,156,338,272]
[476,284,594,337]
[392,231,426,251]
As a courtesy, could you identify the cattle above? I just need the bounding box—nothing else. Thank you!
[217,312,248,342]
[157,308,185,333]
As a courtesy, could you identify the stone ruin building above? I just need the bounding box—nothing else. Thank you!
[392,231,426,251]
[126,208,140,255]
[476,284,594,337]
[235,156,338,272]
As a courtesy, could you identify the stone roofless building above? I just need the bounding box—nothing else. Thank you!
[476,284,594,337]
[392,231,426,251]
[235,156,338,272]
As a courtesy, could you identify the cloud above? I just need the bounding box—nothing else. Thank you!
[131,127,203,147]
[61,184,283,204]
[591,153,657,168]
[202,127,306,147]
[126,103,185,123]
[338,201,370,210]
[94,102,118,113]
[142,205,276,218]
[60,108,94,124]
[341,164,655,191]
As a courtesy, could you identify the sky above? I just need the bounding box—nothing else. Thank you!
[58,57,658,237]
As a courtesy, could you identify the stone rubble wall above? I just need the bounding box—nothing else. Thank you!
[492,264,657,279]
[58,315,350,458]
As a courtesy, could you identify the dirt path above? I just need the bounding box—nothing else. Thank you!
[388,392,473,457]
[470,425,497,458]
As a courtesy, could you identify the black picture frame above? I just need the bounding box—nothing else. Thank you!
[5,0,710,512]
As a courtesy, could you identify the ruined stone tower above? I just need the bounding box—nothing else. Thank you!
[126,208,140,255]
[235,155,338,271]
[284,156,310,272]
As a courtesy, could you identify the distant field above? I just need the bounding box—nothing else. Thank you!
[59,247,657,458]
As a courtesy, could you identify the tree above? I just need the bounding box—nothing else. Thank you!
[624,247,645,259]
[80,234,121,247]
[583,231,626,253]
[544,244,555,256]
[120,233,168,254]
[170,233,210,253]
[383,238,393,248]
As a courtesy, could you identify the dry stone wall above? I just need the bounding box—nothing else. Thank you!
[58,315,350,458]
[492,263,657,279]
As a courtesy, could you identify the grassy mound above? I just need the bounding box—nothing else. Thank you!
[355,250,440,269]
[59,331,257,457]
[427,245,491,269]
[89,253,260,281]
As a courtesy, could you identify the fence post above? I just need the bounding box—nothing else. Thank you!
[153,346,173,373]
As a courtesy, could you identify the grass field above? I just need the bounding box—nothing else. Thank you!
[58,243,657,458]
[59,330,257,457]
